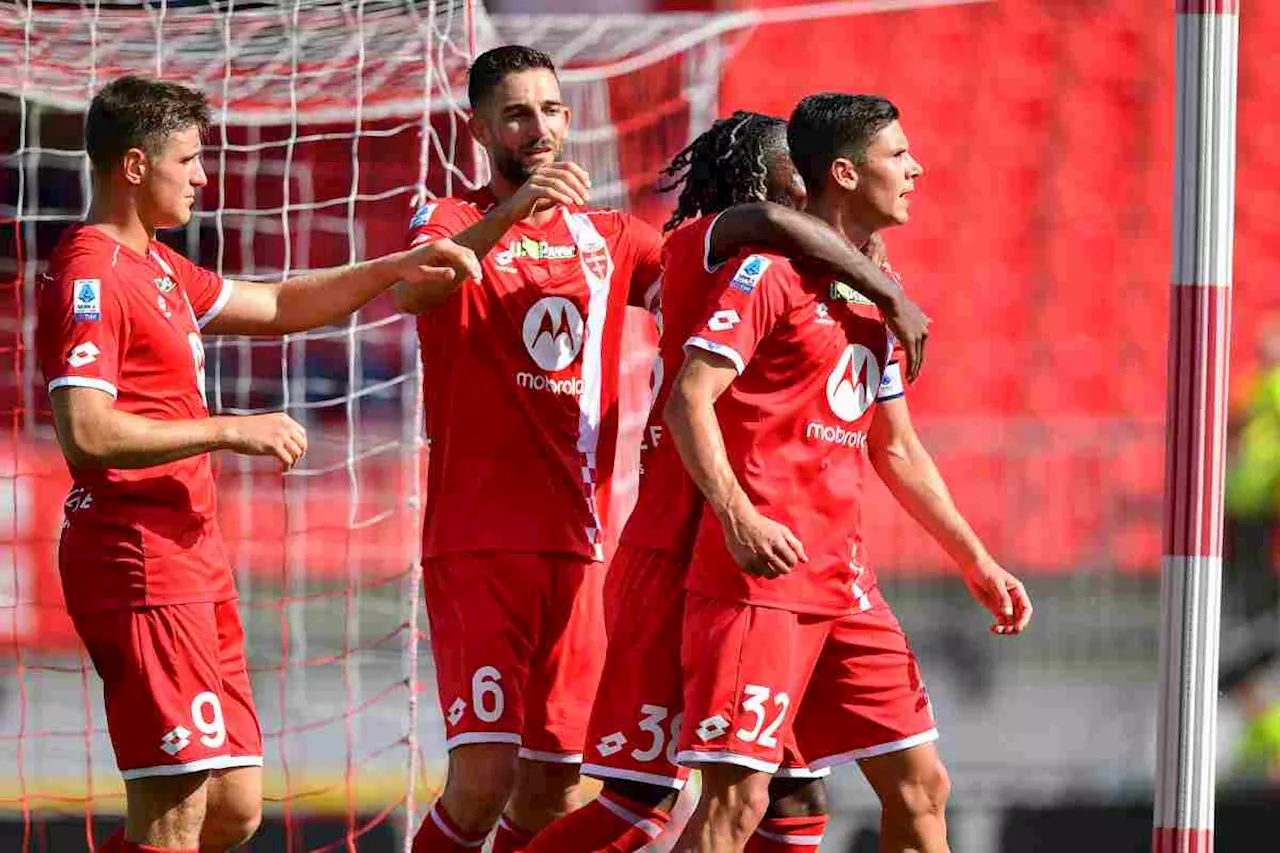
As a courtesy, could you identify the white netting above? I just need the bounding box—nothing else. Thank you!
[0,1,737,849]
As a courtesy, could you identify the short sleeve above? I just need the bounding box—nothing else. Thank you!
[154,244,232,328]
[626,216,664,312]
[38,268,126,399]
[407,197,481,247]
[684,252,792,375]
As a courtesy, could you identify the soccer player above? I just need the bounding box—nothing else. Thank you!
[36,75,478,853]
[393,45,668,853]
[666,94,1034,853]
[525,111,930,853]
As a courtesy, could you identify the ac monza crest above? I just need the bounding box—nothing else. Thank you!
[583,246,610,280]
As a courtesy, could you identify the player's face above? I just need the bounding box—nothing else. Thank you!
[765,153,807,210]
[474,69,570,185]
[850,120,922,228]
[139,125,207,229]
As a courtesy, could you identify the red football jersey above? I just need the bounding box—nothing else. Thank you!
[408,188,663,560]
[37,225,236,614]
[619,213,725,559]
[684,249,905,616]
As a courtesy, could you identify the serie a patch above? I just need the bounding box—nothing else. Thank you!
[73,278,101,322]
[731,255,770,293]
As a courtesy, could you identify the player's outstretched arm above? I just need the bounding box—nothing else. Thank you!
[665,349,807,579]
[394,163,591,314]
[51,386,307,471]
[205,238,481,336]
[867,397,1032,635]
[708,203,930,382]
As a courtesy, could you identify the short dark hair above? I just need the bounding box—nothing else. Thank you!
[787,93,899,193]
[468,44,558,110]
[85,75,210,173]
[658,111,788,232]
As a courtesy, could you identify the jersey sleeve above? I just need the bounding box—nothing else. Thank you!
[626,215,664,313]
[684,252,792,375]
[159,245,234,329]
[38,266,127,400]
[878,331,906,402]
[876,261,906,402]
[407,197,480,247]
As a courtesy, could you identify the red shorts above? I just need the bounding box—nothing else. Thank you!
[677,589,937,774]
[423,552,606,761]
[582,546,827,789]
[73,601,263,779]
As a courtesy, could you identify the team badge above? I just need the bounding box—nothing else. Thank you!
[154,276,176,293]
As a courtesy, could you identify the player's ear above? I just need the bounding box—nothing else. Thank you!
[468,112,490,147]
[121,147,148,186]
[831,157,858,192]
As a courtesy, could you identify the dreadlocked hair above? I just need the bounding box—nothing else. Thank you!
[658,110,787,232]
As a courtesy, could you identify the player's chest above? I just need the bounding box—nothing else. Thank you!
[774,289,889,369]
[474,225,624,342]
[120,273,203,377]
[481,214,621,300]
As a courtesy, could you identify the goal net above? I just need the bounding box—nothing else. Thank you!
[0,1,734,849]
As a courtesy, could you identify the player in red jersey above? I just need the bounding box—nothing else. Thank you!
[665,94,1034,853]
[36,76,477,853]
[392,46,673,853]
[525,112,929,853]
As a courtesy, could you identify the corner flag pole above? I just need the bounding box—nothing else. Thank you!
[1154,2,1239,852]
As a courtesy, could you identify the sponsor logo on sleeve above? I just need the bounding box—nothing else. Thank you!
[73,279,101,322]
[707,308,741,332]
[730,255,770,294]
[409,203,437,230]
[67,341,100,368]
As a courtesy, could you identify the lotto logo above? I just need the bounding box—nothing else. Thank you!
[707,309,740,332]
[160,725,192,756]
[67,342,100,368]
[695,715,729,742]
[447,698,467,726]
[595,732,627,757]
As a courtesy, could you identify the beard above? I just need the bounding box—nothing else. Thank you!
[491,147,532,185]
[490,138,560,186]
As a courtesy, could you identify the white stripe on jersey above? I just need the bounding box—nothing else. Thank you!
[564,210,615,560]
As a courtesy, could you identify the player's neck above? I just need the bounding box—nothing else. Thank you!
[86,189,153,256]
[808,194,875,249]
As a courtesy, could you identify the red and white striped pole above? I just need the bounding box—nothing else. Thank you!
[1154,2,1239,852]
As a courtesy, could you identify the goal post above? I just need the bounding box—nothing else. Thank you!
[1154,3,1240,852]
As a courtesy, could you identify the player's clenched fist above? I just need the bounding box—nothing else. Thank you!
[722,504,809,579]
[506,161,591,219]
[219,412,308,470]
[400,237,482,288]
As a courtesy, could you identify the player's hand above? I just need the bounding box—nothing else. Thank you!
[883,292,930,384]
[503,162,591,220]
[722,502,808,579]
[400,238,482,290]
[219,412,308,471]
[962,558,1032,635]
